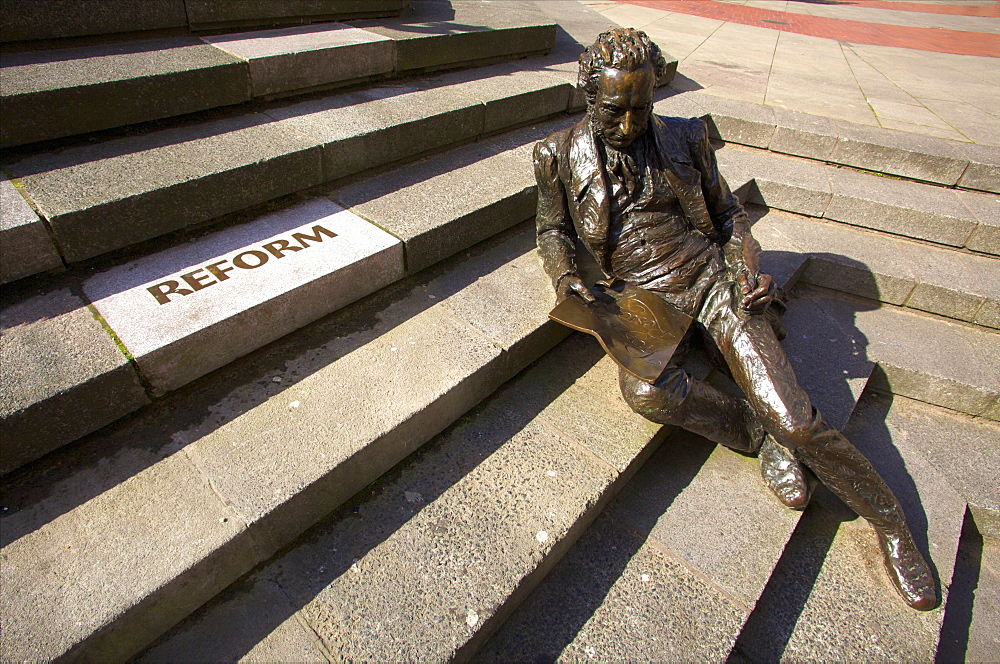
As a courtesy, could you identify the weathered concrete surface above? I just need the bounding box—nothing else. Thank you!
[799,288,1000,419]
[359,0,555,73]
[184,0,408,30]
[135,332,664,663]
[0,223,565,662]
[10,113,323,262]
[334,124,541,274]
[0,452,250,663]
[0,38,249,147]
[830,119,971,186]
[428,64,573,136]
[717,145,832,218]
[898,240,996,324]
[734,387,967,662]
[0,176,61,284]
[0,0,187,43]
[871,394,1000,538]
[85,197,403,395]
[957,189,1000,257]
[825,166,978,248]
[694,93,776,149]
[267,83,482,181]
[959,142,1000,195]
[770,107,838,161]
[202,23,393,98]
[479,503,748,662]
[0,288,149,474]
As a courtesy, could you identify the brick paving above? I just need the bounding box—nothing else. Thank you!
[618,0,1000,56]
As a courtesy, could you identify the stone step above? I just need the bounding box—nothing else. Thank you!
[655,90,1000,195]
[1,59,575,280]
[135,333,668,662]
[713,143,1000,257]
[732,386,970,661]
[753,207,999,331]
[0,221,567,662]
[131,268,871,662]
[0,118,566,474]
[0,1,557,148]
[0,0,408,46]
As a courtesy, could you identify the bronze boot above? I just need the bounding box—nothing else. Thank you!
[793,425,938,610]
[759,434,811,510]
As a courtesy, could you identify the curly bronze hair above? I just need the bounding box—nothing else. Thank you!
[578,28,667,104]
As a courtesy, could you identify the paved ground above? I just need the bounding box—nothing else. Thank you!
[582,0,999,143]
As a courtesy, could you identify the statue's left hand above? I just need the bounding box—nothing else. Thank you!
[739,272,773,313]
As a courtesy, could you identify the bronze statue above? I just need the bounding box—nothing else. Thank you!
[535,27,937,610]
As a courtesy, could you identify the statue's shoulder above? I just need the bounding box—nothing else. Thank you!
[654,114,708,141]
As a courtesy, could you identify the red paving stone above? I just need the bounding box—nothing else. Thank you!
[841,1,999,18]
[617,0,1000,56]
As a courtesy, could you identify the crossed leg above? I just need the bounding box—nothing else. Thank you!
[619,282,938,610]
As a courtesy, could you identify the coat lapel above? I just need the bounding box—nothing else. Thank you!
[567,120,610,256]
[650,116,720,242]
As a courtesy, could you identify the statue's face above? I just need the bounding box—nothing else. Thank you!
[591,63,656,149]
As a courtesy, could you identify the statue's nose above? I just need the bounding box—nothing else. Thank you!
[621,112,635,137]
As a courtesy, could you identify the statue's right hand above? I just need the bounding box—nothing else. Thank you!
[556,274,596,304]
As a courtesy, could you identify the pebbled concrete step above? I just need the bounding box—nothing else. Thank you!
[136,270,876,662]
[0,221,567,663]
[752,207,1000,330]
[0,118,565,474]
[732,385,969,662]
[4,60,574,272]
[136,333,668,663]
[0,0,408,46]
[0,1,557,147]
[713,143,1000,257]
[656,90,1000,195]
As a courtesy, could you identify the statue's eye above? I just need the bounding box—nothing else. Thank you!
[602,104,623,116]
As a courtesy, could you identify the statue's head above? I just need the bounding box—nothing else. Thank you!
[579,28,667,149]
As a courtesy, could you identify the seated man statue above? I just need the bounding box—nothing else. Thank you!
[534,27,937,610]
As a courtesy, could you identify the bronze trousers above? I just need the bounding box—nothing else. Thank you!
[619,280,908,536]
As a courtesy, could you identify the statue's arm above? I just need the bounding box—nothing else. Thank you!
[690,119,772,312]
[534,140,594,303]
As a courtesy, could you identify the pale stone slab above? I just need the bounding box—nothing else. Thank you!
[717,145,832,217]
[202,23,393,98]
[0,176,61,284]
[335,132,536,274]
[691,92,776,148]
[85,198,402,395]
[958,142,1000,194]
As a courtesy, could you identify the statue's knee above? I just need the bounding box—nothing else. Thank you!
[769,408,822,452]
[619,367,689,423]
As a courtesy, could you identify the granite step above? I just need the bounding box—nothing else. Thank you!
[1,58,575,280]
[121,262,864,662]
[0,117,568,474]
[732,387,972,662]
[0,0,408,46]
[0,1,557,148]
[655,90,1000,195]
[0,221,567,663]
[752,207,999,331]
[135,333,669,662]
[712,142,1000,257]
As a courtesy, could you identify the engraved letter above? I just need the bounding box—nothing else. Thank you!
[232,250,270,269]
[206,260,235,281]
[263,239,303,259]
[148,280,193,305]
[292,225,337,248]
[180,268,215,291]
